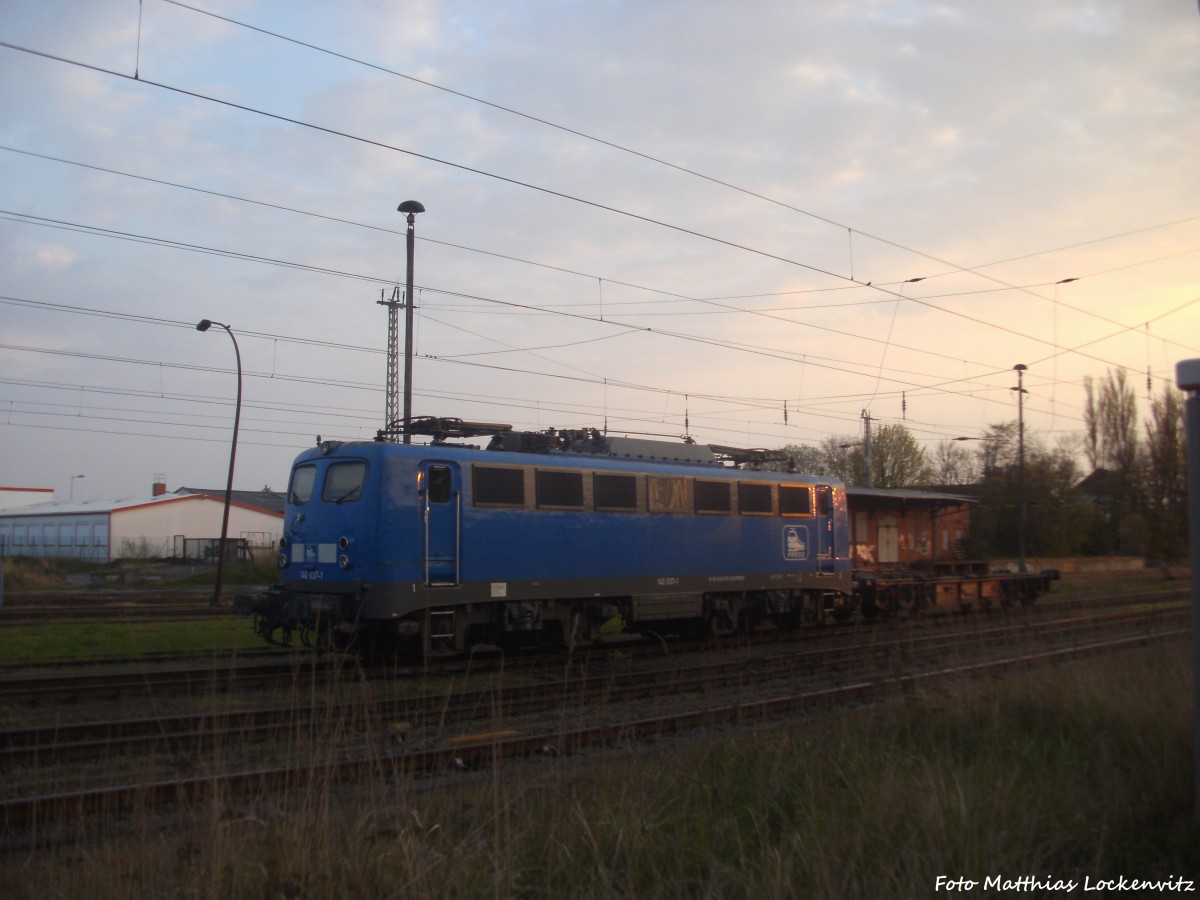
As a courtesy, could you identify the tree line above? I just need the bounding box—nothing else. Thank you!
[773,370,1188,561]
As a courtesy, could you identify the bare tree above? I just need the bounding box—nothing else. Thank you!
[1098,368,1140,477]
[870,423,934,487]
[761,444,828,475]
[1144,384,1188,558]
[976,421,1018,474]
[818,423,932,487]
[931,440,979,485]
[1083,375,1099,470]
[818,435,859,484]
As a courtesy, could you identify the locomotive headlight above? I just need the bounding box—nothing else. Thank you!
[338,554,351,570]
[279,537,288,550]
[338,536,350,550]
[278,552,289,570]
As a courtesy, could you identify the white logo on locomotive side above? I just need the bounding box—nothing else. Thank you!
[782,526,808,561]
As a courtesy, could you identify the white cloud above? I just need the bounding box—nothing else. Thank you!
[20,242,78,273]
[0,0,1196,499]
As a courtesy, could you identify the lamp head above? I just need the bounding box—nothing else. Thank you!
[1177,359,1200,392]
[197,319,213,332]
[397,200,425,215]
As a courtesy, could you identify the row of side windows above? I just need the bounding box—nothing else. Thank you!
[0,523,106,547]
[472,465,818,517]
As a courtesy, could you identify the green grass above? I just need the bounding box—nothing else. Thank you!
[0,556,100,590]
[0,556,277,591]
[3,641,1194,898]
[0,617,269,665]
[1052,572,1187,597]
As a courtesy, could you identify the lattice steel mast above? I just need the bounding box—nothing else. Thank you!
[377,286,402,441]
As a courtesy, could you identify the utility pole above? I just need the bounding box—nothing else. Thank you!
[1175,358,1200,819]
[1012,364,1028,572]
[861,410,872,487]
[377,286,402,441]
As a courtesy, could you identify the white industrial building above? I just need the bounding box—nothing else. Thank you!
[0,486,284,563]
[0,486,55,510]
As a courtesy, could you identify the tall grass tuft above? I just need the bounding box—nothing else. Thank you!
[4,643,1195,898]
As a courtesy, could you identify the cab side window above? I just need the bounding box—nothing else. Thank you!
[427,465,453,504]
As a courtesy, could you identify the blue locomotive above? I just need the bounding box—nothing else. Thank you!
[238,418,854,657]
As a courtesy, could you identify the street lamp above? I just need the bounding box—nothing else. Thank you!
[397,200,425,444]
[1012,364,1028,572]
[196,319,242,606]
[69,474,85,501]
[1174,357,1200,819]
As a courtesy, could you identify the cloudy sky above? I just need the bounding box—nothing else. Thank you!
[2,0,1198,501]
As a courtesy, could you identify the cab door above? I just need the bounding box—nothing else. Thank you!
[419,462,461,586]
[815,485,836,573]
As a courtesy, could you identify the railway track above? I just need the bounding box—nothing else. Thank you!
[0,606,235,624]
[0,658,345,703]
[1,586,1186,701]
[1,646,293,674]
[0,603,1185,768]
[0,602,1187,840]
[0,591,242,624]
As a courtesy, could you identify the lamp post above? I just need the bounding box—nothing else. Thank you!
[1175,358,1200,819]
[397,200,425,444]
[69,474,85,501]
[1012,364,1028,572]
[196,319,242,606]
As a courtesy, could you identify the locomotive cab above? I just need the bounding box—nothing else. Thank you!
[243,443,386,651]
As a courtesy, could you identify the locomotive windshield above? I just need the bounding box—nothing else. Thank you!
[323,461,367,504]
[287,460,366,505]
[289,464,316,505]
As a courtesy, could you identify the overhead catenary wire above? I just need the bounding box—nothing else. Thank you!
[4,145,1197,355]
[150,0,1200,345]
[5,205,1192,412]
[0,286,1110,444]
[2,37,1195,385]
[0,27,1194,465]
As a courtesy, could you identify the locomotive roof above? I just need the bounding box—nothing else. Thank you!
[379,417,788,469]
[486,430,726,466]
